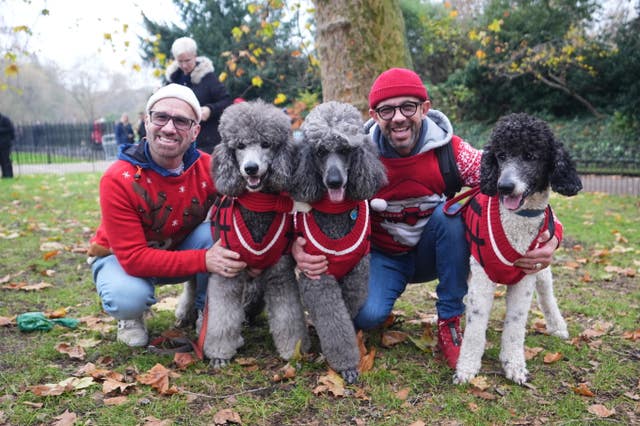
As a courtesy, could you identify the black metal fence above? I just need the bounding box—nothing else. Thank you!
[12,121,117,164]
[9,121,640,175]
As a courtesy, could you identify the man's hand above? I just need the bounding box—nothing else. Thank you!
[291,237,328,280]
[205,240,247,277]
[514,230,559,274]
[200,106,211,122]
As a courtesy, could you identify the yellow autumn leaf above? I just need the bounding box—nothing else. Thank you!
[103,33,112,41]
[219,71,228,82]
[12,25,30,34]
[5,64,19,76]
[488,19,502,33]
[273,93,287,105]
[132,63,141,72]
[251,75,263,87]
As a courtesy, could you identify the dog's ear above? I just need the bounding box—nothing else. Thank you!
[550,141,583,196]
[347,136,388,200]
[269,137,295,192]
[480,143,499,196]
[290,142,324,202]
[212,142,245,196]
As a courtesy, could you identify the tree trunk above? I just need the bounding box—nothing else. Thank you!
[312,0,411,115]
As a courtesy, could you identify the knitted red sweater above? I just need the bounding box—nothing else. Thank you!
[90,152,217,277]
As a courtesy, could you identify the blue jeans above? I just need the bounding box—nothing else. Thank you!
[92,221,212,320]
[354,203,469,330]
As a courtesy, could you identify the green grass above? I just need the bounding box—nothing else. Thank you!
[1,174,639,425]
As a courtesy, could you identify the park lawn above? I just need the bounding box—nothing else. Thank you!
[0,173,638,425]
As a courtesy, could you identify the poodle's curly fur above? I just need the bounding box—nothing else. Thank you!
[290,101,387,384]
[178,100,310,368]
[455,113,582,385]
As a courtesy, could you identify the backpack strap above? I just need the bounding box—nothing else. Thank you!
[435,142,463,199]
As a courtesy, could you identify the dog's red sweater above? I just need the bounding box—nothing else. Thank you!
[294,196,371,280]
[463,192,563,285]
[213,193,294,269]
[90,154,216,277]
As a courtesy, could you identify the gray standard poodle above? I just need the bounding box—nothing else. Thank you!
[291,101,388,384]
[194,100,310,368]
[452,113,582,384]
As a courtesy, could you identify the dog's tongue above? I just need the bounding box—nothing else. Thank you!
[328,187,345,202]
[503,194,523,210]
[248,176,261,187]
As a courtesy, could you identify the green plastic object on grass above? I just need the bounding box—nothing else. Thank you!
[16,312,80,332]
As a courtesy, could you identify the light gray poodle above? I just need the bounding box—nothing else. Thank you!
[183,100,310,368]
[290,101,388,384]
[453,113,582,384]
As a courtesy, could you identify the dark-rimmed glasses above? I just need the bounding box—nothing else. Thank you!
[149,111,196,131]
[375,101,421,121]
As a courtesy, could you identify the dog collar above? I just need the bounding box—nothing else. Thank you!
[514,208,547,217]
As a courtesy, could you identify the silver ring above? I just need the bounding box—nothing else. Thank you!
[535,263,541,270]
[224,266,229,273]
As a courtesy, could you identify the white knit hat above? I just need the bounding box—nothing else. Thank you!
[146,83,202,122]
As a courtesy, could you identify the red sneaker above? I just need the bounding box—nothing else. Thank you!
[437,315,463,369]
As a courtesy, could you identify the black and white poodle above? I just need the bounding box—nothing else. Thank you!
[290,101,388,384]
[453,113,582,384]
[182,100,310,368]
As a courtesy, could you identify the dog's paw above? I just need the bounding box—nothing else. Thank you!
[548,327,569,340]
[210,358,230,369]
[503,362,528,384]
[340,368,359,385]
[453,369,476,384]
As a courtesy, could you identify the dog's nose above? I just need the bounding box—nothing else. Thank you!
[326,166,344,189]
[244,162,259,176]
[497,180,515,194]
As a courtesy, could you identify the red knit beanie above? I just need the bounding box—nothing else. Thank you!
[368,68,428,109]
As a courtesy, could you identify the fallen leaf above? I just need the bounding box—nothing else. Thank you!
[46,307,69,318]
[469,388,496,400]
[76,338,101,348]
[40,242,65,251]
[572,382,595,397]
[137,363,180,395]
[141,416,173,426]
[58,377,94,390]
[0,274,11,284]
[0,316,14,326]
[313,370,345,397]
[103,396,129,406]
[622,329,640,341]
[587,404,615,417]
[381,330,408,348]
[22,401,43,408]
[468,402,479,412]
[470,376,490,391]
[395,387,410,401]
[543,352,563,364]
[213,408,242,425]
[174,352,196,370]
[525,346,544,360]
[29,383,69,397]
[271,363,296,382]
[55,343,86,360]
[409,324,437,352]
[357,331,376,373]
[409,421,426,426]
[102,378,135,395]
[43,250,60,260]
[52,409,77,426]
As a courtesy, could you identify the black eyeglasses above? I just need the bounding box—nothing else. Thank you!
[149,111,196,131]
[375,101,421,121]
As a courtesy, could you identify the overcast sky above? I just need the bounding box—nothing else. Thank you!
[3,0,183,87]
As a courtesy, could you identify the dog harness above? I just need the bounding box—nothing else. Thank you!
[212,192,294,269]
[294,196,371,280]
[446,187,555,285]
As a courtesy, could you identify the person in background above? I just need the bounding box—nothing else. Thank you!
[88,84,249,347]
[0,112,15,178]
[165,36,232,154]
[136,111,146,143]
[115,113,135,145]
[292,68,561,369]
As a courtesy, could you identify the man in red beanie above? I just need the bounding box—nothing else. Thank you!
[293,67,560,369]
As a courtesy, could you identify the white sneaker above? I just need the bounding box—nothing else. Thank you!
[195,309,204,337]
[117,318,148,347]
